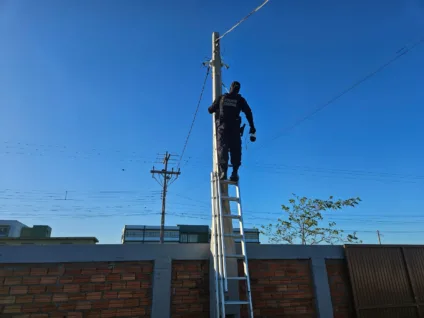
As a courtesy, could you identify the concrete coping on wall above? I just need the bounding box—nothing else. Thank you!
[0,243,344,264]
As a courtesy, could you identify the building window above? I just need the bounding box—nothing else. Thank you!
[180,233,199,243]
[0,226,10,237]
[144,231,160,237]
[126,230,144,237]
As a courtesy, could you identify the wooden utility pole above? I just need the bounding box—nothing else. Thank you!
[377,230,382,244]
[150,151,181,243]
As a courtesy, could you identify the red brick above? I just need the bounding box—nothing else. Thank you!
[22,277,41,285]
[111,282,126,290]
[15,295,34,303]
[76,301,92,310]
[52,293,68,302]
[4,277,22,285]
[40,276,57,284]
[81,268,97,275]
[106,273,121,281]
[0,295,15,304]
[69,293,86,301]
[10,286,29,295]
[63,283,80,293]
[116,308,132,316]
[91,300,110,309]
[72,276,91,283]
[109,299,126,308]
[86,292,102,300]
[125,281,140,289]
[21,304,41,313]
[30,314,48,318]
[58,302,76,311]
[3,304,22,313]
[121,273,135,281]
[33,294,51,303]
[0,286,10,294]
[91,274,106,283]
[13,268,30,276]
[67,312,83,318]
[28,286,46,294]
[100,309,117,318]
[95,283,111,292]
[0,268,14,276]
[103,291,118,299]
[30,268,48,276]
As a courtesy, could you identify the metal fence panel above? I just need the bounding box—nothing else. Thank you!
[345,245,419,318]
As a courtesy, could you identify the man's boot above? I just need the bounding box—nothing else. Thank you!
[229,167,239,182]
[219,164,227,180]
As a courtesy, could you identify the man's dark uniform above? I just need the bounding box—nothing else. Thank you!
[208,81,256,182]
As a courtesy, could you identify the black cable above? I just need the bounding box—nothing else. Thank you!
[256,37,424,151]
[177,66,210,169]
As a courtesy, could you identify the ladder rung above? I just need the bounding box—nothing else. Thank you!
[224,234,243,239]
[227,276,247,280]
[221,196,239,202]
[220,179,238,185]
[225,300,250,305]
[223,214,240,219]
[226,254,245,259]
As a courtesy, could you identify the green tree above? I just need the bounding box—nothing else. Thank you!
[260,194,362,245]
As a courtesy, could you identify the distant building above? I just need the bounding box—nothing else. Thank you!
[0,220,28,238]
[20,225,52,238]
[121,224,260,244]
[0,220,98,245]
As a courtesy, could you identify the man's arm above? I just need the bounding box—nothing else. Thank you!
[208,97,220,114]
[240,97,255,132]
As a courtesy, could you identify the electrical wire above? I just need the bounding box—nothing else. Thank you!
[216,0,270,42]
[256,37,424,150]
[176,66,210,169]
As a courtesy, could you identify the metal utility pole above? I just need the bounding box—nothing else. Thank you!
[150,151,181,243]
[377,230,382,244]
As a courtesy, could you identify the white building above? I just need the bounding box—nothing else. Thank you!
[121,224,260,244]
[0,220,28,238]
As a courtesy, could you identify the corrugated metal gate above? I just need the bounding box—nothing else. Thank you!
[345,245,424,318]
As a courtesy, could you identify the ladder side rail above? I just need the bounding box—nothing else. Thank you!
[214,174,226,317]
[210,173,220,317]
[216,174,229,292]
[235,184,254,318]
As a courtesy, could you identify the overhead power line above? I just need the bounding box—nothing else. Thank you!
[216,0,271,42]
[177,66,210,169]
[257,37,424,150]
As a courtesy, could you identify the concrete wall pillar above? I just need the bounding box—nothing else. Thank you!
[151,257,172,318]
[311,257,334,318]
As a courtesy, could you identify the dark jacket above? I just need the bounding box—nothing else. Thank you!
[208,92,254,129]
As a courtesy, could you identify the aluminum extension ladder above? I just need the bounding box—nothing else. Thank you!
[210,172,254,318]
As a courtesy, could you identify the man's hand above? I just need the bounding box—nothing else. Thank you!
[249,127,256,134]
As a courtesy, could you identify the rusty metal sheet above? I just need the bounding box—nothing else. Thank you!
[344,245,418,318]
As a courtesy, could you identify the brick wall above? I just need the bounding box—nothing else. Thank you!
[326,259,355,318]
[238,259,316,317]
[171,260,209,318]
[0,261,153,317]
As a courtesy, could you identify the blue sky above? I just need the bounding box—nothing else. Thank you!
[1,0,423,244]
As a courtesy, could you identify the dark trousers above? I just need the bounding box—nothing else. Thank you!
[216,124,241,173]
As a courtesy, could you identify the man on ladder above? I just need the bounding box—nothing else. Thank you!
[208,81,256,182]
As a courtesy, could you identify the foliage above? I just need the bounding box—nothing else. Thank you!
[259,194,362,245]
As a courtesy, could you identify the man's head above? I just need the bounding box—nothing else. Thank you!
[229,81,240,94]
